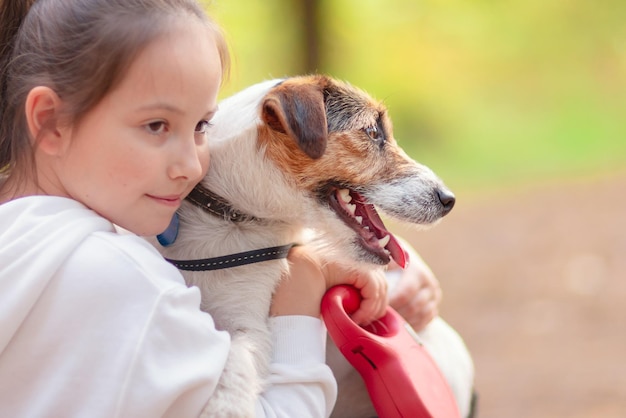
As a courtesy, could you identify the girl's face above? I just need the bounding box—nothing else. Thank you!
[54,19,222,236]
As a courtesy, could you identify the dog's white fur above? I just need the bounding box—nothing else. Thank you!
[152,75,474,417]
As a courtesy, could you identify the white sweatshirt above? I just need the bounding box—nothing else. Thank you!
[0,196,336,417]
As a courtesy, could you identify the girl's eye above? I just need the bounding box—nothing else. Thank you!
[195,120,212,134]
[364,125,381,141]
[145,121,167,135]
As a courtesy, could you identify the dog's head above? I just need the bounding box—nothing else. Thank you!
[206,75,454,268]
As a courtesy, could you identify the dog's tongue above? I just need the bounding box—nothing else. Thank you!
[362,203,408,268]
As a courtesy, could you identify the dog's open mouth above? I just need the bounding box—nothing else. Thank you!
[329,188,407,268]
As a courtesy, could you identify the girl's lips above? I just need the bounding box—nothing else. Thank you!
[147,194,182,207]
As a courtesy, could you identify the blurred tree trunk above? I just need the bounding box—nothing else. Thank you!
[300,0,322,74]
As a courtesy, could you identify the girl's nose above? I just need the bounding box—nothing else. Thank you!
[168,136,205,181]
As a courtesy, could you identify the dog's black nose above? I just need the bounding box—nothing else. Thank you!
[437,188,456,215]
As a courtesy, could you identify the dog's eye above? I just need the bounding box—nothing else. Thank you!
[364,125,381,141]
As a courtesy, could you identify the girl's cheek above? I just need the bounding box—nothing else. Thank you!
[200,146,211,174]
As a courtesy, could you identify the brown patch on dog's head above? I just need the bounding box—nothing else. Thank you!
[259,75,415,194]
[261,77,328,160]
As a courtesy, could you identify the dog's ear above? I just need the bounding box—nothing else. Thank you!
[262,85,328,159]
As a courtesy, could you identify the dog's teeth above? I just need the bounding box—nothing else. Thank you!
[378,235,391,248]
[355,216,363,224]
[339,189,352,203]
[347,203,356,216]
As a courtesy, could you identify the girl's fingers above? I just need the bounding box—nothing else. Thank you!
[350,270,388,325]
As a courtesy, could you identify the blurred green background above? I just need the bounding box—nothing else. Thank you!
[208,0,625,192]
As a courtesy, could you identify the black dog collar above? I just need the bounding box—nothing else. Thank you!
[186,184,258,223]
[159,185,295,271]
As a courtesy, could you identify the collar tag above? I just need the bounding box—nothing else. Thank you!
[157,213,179,247]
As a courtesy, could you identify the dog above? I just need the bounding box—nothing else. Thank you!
[152,75,474,417]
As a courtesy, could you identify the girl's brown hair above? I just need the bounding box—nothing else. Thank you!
[0,0,229,192]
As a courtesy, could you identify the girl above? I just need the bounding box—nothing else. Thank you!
[0,0,391,416]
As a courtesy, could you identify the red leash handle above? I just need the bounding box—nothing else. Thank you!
[322,285,460,418]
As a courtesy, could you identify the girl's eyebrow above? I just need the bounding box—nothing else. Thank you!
[136,102,184,114]
[135,103,219,117]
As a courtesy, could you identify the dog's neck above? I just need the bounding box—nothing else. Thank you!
[186,184,259,223]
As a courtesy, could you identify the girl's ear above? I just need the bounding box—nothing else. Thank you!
[24,86,67,155]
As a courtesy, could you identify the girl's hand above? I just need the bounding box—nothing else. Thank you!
[322,261,388,326]
[270,245,327,318]
[387,245,442,332]
[271,245,392,326]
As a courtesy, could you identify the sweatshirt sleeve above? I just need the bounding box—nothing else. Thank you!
[254,316,338,418]
[115,285,232,418]
[99,235,336,417]
[118,288,336,418]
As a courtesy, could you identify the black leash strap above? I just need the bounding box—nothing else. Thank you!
[165,243,297,272]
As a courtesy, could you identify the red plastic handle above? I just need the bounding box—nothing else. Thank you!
[322,285,404,344]
[322,285,460,418]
